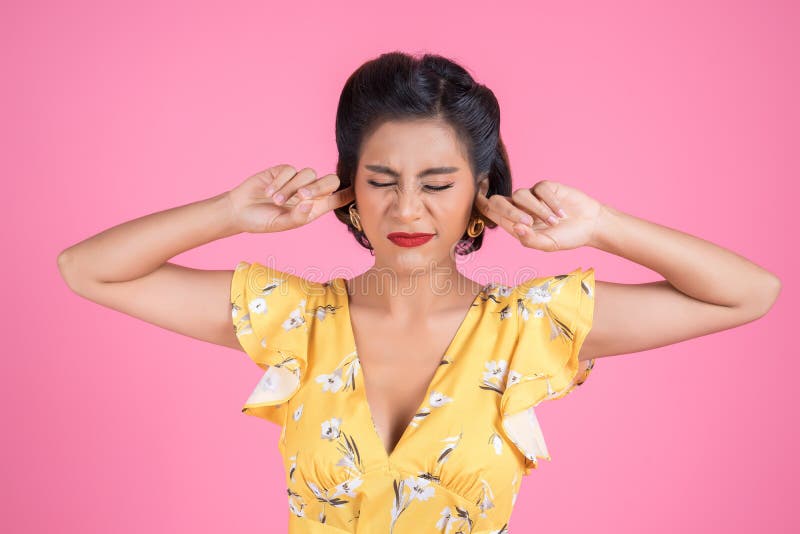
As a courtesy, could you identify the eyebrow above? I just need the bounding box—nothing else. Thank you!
[364,164,460,178]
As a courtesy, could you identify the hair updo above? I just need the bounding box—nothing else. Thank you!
[332,51,513,255]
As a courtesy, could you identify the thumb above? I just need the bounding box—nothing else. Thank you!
[274,199,315,230]
[514,224,561,252]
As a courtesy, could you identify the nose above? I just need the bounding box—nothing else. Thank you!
[391,185,425,222]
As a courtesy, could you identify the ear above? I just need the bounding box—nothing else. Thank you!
[476,174,490,197]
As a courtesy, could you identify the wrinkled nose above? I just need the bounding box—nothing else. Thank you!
[391,187,425,222]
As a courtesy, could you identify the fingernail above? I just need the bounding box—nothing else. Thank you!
[300,202,312,212]
[547,215,558,226]
[273,193,284,204]
[265,185,275,196]
[519,214,534,225]
[514,225,527,236]
[557,208,567,218]
[298,188,311,199]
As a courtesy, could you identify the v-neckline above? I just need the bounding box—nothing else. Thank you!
[336,277,486,463]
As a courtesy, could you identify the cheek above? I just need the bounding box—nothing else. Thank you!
[425,197,473,231]
[354,188,383,221]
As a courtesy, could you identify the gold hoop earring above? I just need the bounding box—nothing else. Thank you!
[349,204,362,232]
[467,216,485,238]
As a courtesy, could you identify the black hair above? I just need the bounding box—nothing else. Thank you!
[332,51,513,255]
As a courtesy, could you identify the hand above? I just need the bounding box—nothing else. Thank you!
[227,164,354,234]
[474,180,603,251]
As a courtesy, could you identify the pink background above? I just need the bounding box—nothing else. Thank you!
[5,0,797,532]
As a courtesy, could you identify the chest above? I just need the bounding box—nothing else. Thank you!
[348,306,466,456]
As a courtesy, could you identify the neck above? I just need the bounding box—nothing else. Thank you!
[346,260,479,320]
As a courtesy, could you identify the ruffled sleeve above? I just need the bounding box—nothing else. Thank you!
[500,267,596,475]
[230,261,310,426]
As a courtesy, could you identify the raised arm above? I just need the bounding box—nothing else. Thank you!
[473,179,781,362]
[57,165,353,350]
[580,203,781,360]
[57,189,247,349]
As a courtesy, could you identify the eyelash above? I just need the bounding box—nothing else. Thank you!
[367,180,454,192]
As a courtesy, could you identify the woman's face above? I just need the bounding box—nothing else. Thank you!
[354,118,488,276]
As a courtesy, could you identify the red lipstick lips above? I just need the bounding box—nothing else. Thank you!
[386,232,435,247]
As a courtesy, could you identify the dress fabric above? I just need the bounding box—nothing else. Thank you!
[230,261,597,533]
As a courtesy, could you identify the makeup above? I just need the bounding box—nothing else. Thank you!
[386,232,435,247]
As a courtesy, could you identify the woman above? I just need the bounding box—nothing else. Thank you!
[57,52,781,533]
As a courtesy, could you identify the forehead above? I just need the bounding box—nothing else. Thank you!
[360,119,468,167]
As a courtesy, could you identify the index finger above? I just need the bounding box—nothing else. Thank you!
[284,174,349,209]
[326,183,355,210]
[473,189,493,220]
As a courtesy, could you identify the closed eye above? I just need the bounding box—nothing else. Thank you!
[368,180,454,192]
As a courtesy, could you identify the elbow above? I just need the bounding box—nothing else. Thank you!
[57,250,85,296]
[745,274,782,319]
[768,274,782,309]
[57,249,71,281]
[764,274,782,311]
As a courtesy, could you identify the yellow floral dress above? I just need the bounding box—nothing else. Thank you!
[230,261,596,533]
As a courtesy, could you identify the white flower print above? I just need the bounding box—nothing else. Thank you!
[489,432,503,455]
[331,477,363,499]
[408,407,431,428]
[232,271,311,344]
[517,299,544,321]
[436,506,454,532]
[304,477,356,525]
[248,297,267,315]
[409,391,453,429]
[517,298,530,321]
[232,313,253,336]
[486,282,512,298]
[346,357,361,390]
[429,391,453,408]
[505,370,522,388]
[390,479,408,533]
[477,478,496,517]
[288,454,297,483]
[390,476,438,533]
[511,472,520,507]
[314,351,359,394]
[437,432,463,465]
[292,404,304,422]
[406,476,435,502]
[545,376,556,398]
[525,281,554,304]
[305,480,348,506]
[321,417,342,440]
[482,360,508,384]
[316,369,344,393]
[434,505,474,534]
[480,360,510,394]
[521,273,592,350]
[287,487,306,518]
[255,369,278,391]
[243,355,301,411]
[334,431,365,476]
[259,277,283,296]
[313,303,341,321]
[518,277,561,323]
[282,302,306,331]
